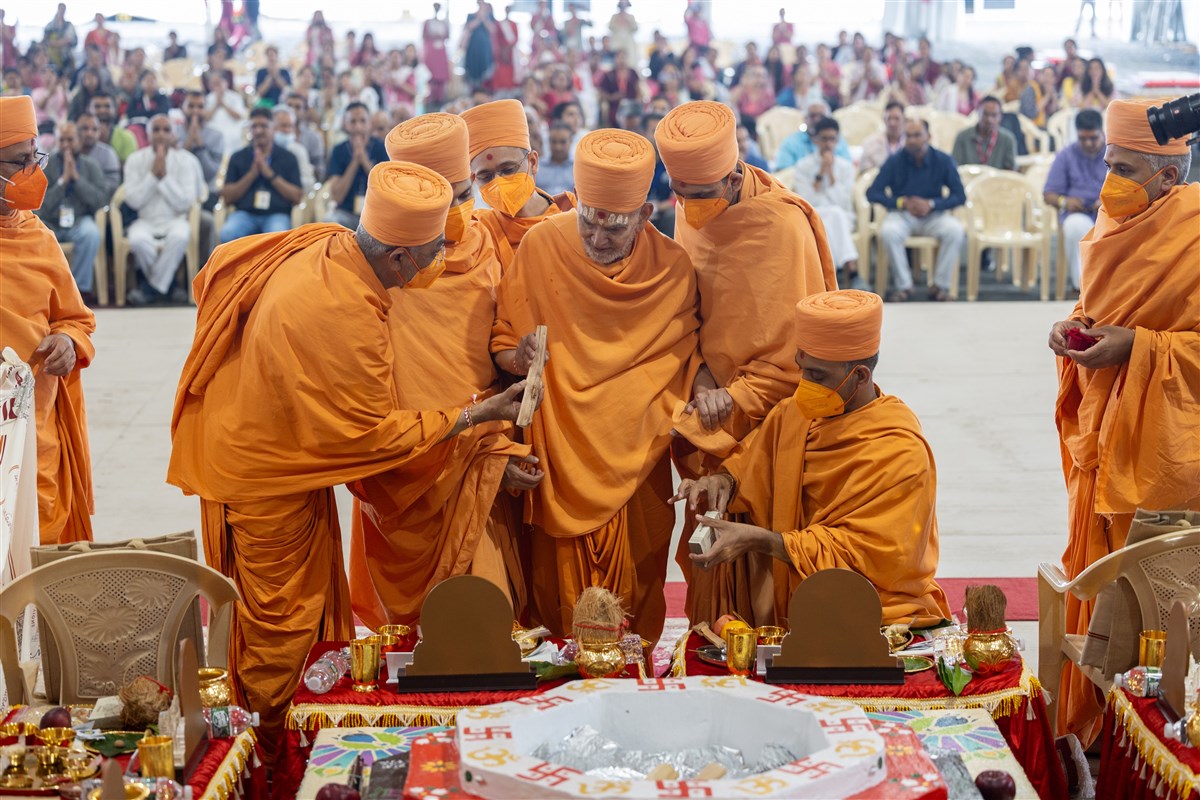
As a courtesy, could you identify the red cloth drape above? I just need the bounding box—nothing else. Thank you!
[1097,690,1199,800]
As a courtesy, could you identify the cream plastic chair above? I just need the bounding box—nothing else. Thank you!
[963,172,1046,301]
[755,106,806,165]
[159,58,196,92]
[1046,108,1077,151]
[1013,114,1052,169]
[929,112,972,153]
[1038,525,1200,734]
[832,104,884,147]
[61,206,109,305]
[0,551,239,705]
[108,185,202,307]
[852,167,882,290]
[1021,160,1067,300]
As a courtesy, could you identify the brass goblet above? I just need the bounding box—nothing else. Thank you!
[755,625,787,646]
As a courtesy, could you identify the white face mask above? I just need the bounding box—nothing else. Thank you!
[274,132,295,148]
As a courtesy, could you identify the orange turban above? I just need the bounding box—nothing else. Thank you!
[461,99,530,161]
[0,96,37,149]
[794,290,883,362]
[573,129,655,214]
[360,161,452,247]
[385,113,471,183]
[1106,98,1190,156]
[654,101,739,185]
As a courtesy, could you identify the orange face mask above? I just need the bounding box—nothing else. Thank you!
[397,247,446,289]
[445,198,474,243]
[792,368,857,419]
[0,164,48,211]
[1099,167,1165,219]
[480,172,535,216]
[677,175,731,229]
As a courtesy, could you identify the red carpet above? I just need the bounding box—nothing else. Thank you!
[664,577,1038,622]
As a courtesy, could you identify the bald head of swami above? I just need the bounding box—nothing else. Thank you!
[793,290,883,419]
[461,99,539,216]
[355,161,452,290]
[654,101,743,226]
[1101,98,1192,218]
[0,96,40,214]
[573,129,656,265]
[385,113,475,242]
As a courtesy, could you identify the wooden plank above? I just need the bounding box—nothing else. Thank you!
[516,325,547,428]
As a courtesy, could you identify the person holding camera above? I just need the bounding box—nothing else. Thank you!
[1047,97,1199,747]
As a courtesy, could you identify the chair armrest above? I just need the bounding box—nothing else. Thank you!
[1037,561,1070,593]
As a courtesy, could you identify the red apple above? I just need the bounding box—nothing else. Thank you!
[39,706,72,730]
[974,770,1017,800]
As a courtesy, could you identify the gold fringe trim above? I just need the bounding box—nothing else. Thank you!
[673,644,1041,719]
[285,703,476,731]
[198,729,258,800]
[1108,688,1200,800]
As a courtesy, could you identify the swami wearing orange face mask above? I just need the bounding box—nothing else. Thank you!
[461,99,574,272]
[653,101,838,627]
[1047,97,1200,747]
[671,290,951,633]
[168,161,538,763]
[343,113,542,632]
[491,129,702,646]
[0,95,96,546]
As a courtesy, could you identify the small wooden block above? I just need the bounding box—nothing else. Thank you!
[516,325,548,428]
[688,511,721,555]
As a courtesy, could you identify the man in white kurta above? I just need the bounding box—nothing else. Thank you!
[122,115,207,301]
[792,116,860,282]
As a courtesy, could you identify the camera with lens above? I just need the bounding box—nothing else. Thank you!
[1147,93,1200,145]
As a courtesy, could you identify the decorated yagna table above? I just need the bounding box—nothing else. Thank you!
[671,631,1067,800]
[1096,687,1200,800]
[293,709,1035,799]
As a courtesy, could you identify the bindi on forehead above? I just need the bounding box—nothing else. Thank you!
[486,154,493,160]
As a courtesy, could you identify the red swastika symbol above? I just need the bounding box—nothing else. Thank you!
[756,688,807,706]
[778,759,844,778]
[459,726,512,741]
[654,781,714,797]
[516,761,584,786]
[637,678,687,691]
[818,717,875,734]
[512,695,573,710]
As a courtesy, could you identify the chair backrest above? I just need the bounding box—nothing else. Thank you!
[1046,108,1077,151]
[0,551,238,705]
[957,163,1000,191]
[929,112,972,152]
[159,58,196,92]
[904,104,936,122]
[832,105,884,147]
[966,172,1036,234]
[108,184,128,240]
[853,167,879,232]
[755,106,805,163]
[1016,113,1051,154]
[1122,528,1200,655]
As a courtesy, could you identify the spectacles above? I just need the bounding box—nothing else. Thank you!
[0,151,48,175]
[475,153,529,184]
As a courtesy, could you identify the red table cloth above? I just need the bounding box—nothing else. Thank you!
[1097,688,1199,800]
